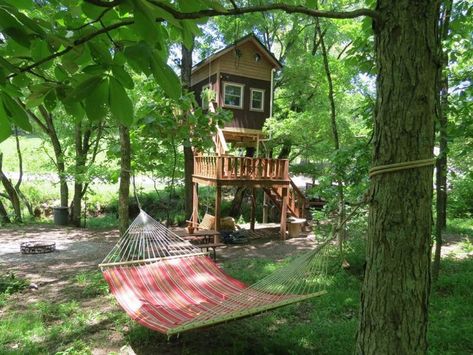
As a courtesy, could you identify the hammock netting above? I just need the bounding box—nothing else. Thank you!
[100,210,328,335]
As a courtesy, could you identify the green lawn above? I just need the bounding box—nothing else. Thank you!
[0,136,53,174]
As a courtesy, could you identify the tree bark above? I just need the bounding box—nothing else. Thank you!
[118,124,131,237]
[37,106,69,207]
[14,127,34,217]
[315,17,346,251]
[229,148,255,218]
[356,2,439,354]
[181,40,195,219]
[433,0,452,282]
[0,153,22,222]
[71,121,92,227]
[0,198,10,224]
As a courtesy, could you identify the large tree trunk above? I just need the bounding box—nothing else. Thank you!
[433,0,452,282]
[118,125,131,237]
[181,40,195,219]
[356,2,439,354]
[0,153,22,222]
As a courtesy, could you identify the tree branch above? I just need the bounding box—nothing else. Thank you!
[84,0,124,7]
[148,1,379,21]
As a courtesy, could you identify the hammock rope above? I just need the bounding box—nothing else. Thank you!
[100,210,329,335]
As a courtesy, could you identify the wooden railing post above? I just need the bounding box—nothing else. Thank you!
[216,156,222,179]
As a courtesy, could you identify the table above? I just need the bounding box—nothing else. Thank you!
[175,229,221,244]
[174,229,223,260]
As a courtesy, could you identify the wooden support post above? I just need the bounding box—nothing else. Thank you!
[263,191,269,223]
[250,187,256,231]
[280,186,288,240]
[192,182,198,227]
[215,184,222,231]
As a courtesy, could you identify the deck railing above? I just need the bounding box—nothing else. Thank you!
[194,156,289,181]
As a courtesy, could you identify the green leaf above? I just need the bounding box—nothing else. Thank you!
[72,75,103,101]
[0,100,11,143]
[0,8,32,47]
[81,2,105,19]
[124,42,152,75]
[26,82,56,108]
[85,78,108,122]
[109,77,133,126]
[31,40,50,62]
[63,102,85,121]
[112,65,134,89]
[54,65,69,81]
[132,5,157,44]
[2,0,32,9]
[82,64,107,75]
[10,8,46,35]
[44,90,57,112]
[1,82,22,97]
[150,53,181,100]
[12,73,31,87]
[1,93,31,131]
[88,41,112,65]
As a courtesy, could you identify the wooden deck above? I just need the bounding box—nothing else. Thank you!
[193,156,289,186]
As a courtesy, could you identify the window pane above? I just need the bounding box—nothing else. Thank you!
[251,90,263,110]
[224,85,242,107]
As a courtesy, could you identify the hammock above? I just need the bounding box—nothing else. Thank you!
[100,210,328,335]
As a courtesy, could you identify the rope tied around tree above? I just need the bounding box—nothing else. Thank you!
[368,158,436,179]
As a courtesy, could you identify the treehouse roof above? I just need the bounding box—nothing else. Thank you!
[192,34,282,74]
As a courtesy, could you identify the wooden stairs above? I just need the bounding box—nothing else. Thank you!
[263,178,307,219]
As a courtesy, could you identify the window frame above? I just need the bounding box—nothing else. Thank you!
[223,82,244,109]
[250,88,265,112]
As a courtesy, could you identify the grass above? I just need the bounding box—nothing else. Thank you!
[0,232,472,354]
[0,136,53,174]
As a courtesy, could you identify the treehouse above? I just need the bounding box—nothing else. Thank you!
[190,34,307,238]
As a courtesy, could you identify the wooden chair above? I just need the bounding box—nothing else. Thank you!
[186,213,216,233]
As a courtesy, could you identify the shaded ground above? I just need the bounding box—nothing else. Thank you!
[0,223,317,354]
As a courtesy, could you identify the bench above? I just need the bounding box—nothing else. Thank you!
[196,243,225,261]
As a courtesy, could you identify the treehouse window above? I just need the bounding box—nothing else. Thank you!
[250,89,264,111]
[223,82,244,109]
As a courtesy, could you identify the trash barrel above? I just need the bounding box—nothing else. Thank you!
[53,206,69,226]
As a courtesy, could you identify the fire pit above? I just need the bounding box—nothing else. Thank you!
[20,241,56,254]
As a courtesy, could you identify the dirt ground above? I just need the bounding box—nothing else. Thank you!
[0,223,318,354]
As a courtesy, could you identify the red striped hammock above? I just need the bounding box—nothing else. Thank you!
[100,210,327,335]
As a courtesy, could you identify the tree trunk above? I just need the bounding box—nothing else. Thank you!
[356,2,439,354]
[118,125,131,237]
[229,148,255,218]
[38,106,69,207]
[71,121,91,227]
[0,198,10,224]
[433,0,452,282]
[181,40,195,219]
[14,127,34,217]
[315,17,346,251]
[0,153,22,222]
